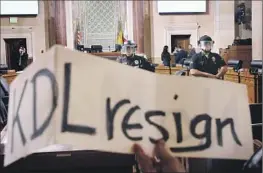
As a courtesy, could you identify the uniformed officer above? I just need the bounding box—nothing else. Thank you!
[189,35,228,79]
[116,40,155,72]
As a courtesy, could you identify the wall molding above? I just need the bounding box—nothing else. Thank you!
[0,26,34,65]
[164,23,199,51]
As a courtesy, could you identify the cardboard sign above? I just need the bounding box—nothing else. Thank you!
[4,45,253,166]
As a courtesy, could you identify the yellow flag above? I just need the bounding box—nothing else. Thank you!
[117,30,123,45]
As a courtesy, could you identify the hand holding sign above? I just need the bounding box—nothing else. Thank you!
[133,140,186,173]
[4,45,253,166]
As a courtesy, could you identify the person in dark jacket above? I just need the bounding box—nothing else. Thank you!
[18,46,28,71]
[116,40,155,72]
[187,44,196,59]
[161,45,171,67]
[175,46,188,64]
[189,35,228,79]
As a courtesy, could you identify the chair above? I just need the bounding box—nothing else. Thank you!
[249,60,262,75]
[243,146,262,173]
[0,77,9,111]
[175,70,187,76]
[227,60,243,72]
[0,99,7,131]
[250,103,262,140]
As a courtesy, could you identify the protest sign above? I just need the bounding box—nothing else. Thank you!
[4,45,253,166]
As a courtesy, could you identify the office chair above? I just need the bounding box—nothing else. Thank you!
[249,60,262,75]
[227,60,243,72]
[0,99,7,131]
[243,146,262,173]
[175,59,192,76]
[0,77,9,111]
[249,60,262,103]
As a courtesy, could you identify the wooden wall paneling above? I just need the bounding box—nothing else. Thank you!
[143,1,152,61]
[54,0,67,46]
[221,45,252,68]
[48,17,56,48]
[43,1,51,49]
[46,1,56,48]
[133,0,144,53]
[46,0,67,47]
[223,68,240,83]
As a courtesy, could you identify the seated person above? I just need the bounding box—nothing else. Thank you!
[161,45,171,67]
[189,35,228,79]
[175,46,188,64]
[116,40,155,72]
[187,44,196,59]
[172,45,180,55]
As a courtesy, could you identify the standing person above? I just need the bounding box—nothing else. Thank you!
[172,45,180,55]
[189,35,228,79]
[116,40,155,72]
[161,45,171,67]
[18,46,28,71]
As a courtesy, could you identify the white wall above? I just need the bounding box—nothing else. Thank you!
[252,1,262,60]
[150,0,235,63]
[0,0,47,64]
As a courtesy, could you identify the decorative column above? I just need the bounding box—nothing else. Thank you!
[143,1,152,61]
[65,1,74,49]
[133,0,144,53]
[213,0,235,53]
[126,1,134,41]
[46,0,67,47]
[252,1,262,60]
[54,0,67,46]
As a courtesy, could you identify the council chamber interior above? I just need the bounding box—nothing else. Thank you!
[0,1,262,173]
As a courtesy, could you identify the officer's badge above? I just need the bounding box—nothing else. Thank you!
[212,57,216,63]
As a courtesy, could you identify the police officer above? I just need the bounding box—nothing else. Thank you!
[116,40,155,72]
[190,35,228,79]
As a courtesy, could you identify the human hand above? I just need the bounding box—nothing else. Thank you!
[207,74,217,79]
[133,140,186,173]
[215,74,221,79]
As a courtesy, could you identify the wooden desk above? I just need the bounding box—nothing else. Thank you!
[224,68,240,83]
[155,65,184,75]
[91,52,121,57]
[220,45,252,68]
[91,52,120,61]
[155,65,261,104]
[2,73,17,84]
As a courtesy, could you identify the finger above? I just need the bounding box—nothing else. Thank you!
[154,140,174,161]
[162,157,186,173]
[132,144,156,172]
[154,141,186,172]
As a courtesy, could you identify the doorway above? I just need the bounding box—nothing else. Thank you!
[4,38,27,71]
[171,35,191,53]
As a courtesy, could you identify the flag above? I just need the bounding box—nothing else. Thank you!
[116,20,124,45]
[75,22,82,49]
